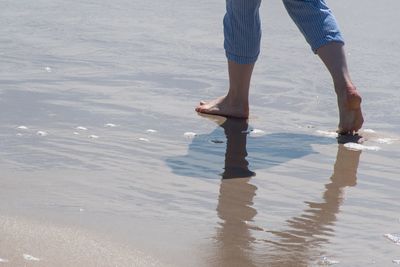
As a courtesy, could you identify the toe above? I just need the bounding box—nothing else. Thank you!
[195,106,206,113]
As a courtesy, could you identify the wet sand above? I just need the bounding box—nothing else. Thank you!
[1,0,400,266]
[0,216,166,267]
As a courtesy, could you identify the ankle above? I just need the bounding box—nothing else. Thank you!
[226,91,249,107]
[334,81,357,97]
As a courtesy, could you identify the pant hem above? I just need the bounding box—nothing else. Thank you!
[225,51,259,64]
[312,39,345,54]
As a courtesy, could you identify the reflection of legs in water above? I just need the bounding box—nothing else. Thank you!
[213,118,257,266]
[216,178,258,267]
[266,145,361,266]
[220,118,255,179]
[209,115,362,266]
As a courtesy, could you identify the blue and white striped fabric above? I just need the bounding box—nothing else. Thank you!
[224,0,345,64]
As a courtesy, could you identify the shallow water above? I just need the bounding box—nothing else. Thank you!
[1,0,400,266]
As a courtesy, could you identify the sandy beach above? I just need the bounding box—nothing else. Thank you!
[1,0,400,266]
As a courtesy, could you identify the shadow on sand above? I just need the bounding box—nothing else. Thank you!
[166,115,339,179]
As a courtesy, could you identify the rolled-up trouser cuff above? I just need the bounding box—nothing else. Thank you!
[283,0,345,54]
[224,0,262,65]
[311,37,345,54]
[225,51,259,64]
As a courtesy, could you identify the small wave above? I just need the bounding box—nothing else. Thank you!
[23,254,40,261]
[384,233,400,245]
[36,131,48,137]
[249,129,266,137]
[183,132,197,139]
[376,138,396,144]
[344,143,380,151]
[317,256,339,266]
[316,130,338,138]
[17,125,28,130]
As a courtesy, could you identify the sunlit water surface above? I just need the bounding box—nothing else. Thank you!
[1,0,400,266]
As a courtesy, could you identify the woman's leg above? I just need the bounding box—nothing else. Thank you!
[317,42,363,134]
[283,0,363,133]
[196,0,261,118]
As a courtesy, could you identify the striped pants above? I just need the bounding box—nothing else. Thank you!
[224,0,345,64]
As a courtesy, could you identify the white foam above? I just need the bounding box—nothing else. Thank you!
[17,125,28,130]
[104,123,117,128]
[36,131,48,137]
[318,256,339,266]
[73,132,80,135]
[385,233,400,245]
[363,129,376,133]
[249,129,266,137]
[344,142,381,151]
[146,129,157,133]
[316,130,338,138]
[241,129,266,137]
[88,135,99,139]
[76,126,88,131]
[79,208,85,212]
[0,258,9,263]
[393,260,400,265]
[138,138,149,142]
[183,132,197,138]
[45,66,52,72]
[23,254,40,261]
[16,133,23,136]
[376,138,395,144]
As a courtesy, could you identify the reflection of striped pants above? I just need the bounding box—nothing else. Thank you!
[224,0,345,64]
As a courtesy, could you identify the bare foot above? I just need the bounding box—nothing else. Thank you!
[337,85,364,135]
[195,95,249,119]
